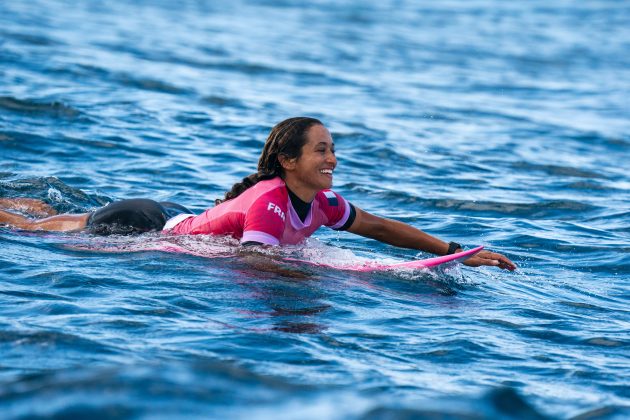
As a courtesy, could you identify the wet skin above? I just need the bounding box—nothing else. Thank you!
[0,208,90,232]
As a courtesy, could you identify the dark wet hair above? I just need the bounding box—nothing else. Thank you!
[215,117,323,205]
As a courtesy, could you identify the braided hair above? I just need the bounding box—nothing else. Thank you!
[215,117,323,205]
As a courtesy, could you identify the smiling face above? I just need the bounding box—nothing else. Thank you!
[280,124,337,202]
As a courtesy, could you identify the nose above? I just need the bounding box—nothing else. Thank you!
[326,150,337,166]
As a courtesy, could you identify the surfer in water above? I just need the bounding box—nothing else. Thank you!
[0,117,516,270]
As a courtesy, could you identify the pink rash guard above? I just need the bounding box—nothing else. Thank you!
[164,177,353,245]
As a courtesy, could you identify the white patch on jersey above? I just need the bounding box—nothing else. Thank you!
[267,202,286,221]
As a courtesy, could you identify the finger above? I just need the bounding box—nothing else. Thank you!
[475,254,500,265]
[499,261,515,271]
[480,251,517,271]
[496,255,517,270]
[465,256,498,267]
[465,252,516,271]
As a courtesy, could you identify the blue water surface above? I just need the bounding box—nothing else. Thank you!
[1,0,629,418]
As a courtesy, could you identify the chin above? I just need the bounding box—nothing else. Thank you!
[313,175,333,190]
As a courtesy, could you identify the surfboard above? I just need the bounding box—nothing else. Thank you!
[62,234,483,273]
[285,246,484,272]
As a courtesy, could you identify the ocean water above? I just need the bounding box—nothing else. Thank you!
[1,0,629,418]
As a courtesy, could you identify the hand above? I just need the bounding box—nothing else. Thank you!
[463,250,517,271]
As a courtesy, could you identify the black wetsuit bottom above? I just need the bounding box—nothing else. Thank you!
[86,199,192,235]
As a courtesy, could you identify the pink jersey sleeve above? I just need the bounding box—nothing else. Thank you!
[241,189,288,245]
[317,190,352,229]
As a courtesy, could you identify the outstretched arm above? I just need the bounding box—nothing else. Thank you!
[346,207,516,271]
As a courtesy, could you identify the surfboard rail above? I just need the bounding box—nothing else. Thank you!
[286,246,484,272]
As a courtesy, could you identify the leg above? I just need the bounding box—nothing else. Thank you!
[0,198,57,217]
[0,209,90,232]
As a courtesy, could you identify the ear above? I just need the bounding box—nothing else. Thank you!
[278,154,297,171]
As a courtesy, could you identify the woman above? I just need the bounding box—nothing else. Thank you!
[0,117,516,270]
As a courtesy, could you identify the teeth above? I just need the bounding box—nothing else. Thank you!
[320,169,333,174]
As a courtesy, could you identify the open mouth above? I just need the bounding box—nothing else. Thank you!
[320,169,333,176]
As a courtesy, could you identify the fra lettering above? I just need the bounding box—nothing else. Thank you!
[267,202,286,221]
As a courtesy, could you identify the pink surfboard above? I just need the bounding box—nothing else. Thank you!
[65,236,483,273]
[284,246,484,272]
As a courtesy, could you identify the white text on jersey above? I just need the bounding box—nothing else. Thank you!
[267,202,286,221]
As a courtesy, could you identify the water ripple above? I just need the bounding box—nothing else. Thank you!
[0,96,84,119]
[0,0,628,417]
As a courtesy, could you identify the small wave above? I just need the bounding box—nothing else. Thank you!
[0,329,117,354]
[201,95,246,108]
[56,63,109,79]
[516,308,562,321]
[0,289,68,301]
[0,96,83,119]
[558,301,609,312]
[113,74,191,95]
[421,338,492,361]
[344,186,600,218]
[512,162,607,179]
[571,405,630,420]
[0,176,109,213]
[361,387,548,419]
[1,30,60,46]
[46,63,190,95]
[445,198,597,218]
[582,337,626,348]
[517,328,576,345]
[482,318,524,329]
[0,358,316,418]
[188,58,355,86]
[564,181,611,191]
[585,210,630,224]
[425,198,596,217]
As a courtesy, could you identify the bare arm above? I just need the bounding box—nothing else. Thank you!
[347,207,450,255]
[347,207,516,271]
